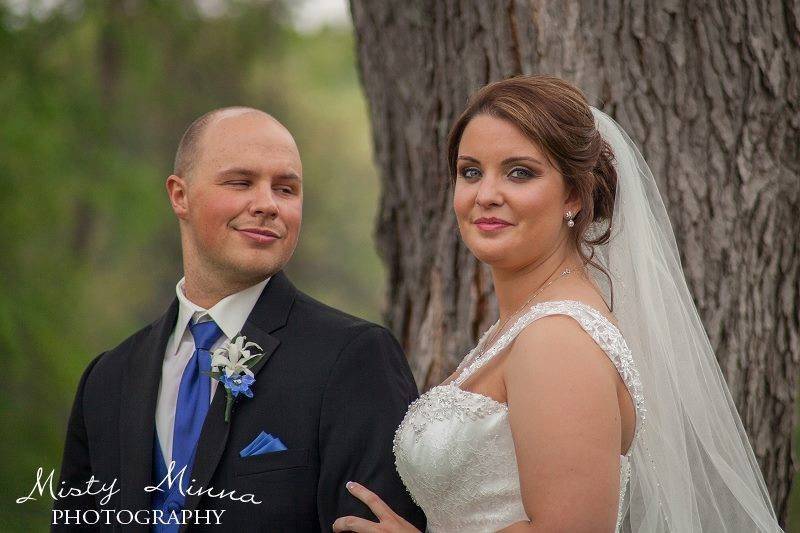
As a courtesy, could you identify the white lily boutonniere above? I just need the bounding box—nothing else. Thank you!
[205,334,264,422]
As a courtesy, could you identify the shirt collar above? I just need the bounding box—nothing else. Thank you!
[168,276,271,357]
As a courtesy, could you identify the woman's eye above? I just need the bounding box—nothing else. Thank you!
[459,167,481,180]
[509,167,534,180]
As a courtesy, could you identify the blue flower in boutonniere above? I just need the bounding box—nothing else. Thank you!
[218,372,255,398]
[206,334,264,422]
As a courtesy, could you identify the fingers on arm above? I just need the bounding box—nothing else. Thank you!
[345,481,397,521]
[334,482,417,532]
[332,515,380,533]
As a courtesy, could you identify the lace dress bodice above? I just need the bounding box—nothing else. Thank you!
[393,300,644,532]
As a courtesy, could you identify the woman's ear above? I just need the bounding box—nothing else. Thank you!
[166,174,189,220]
[564,186,582,218]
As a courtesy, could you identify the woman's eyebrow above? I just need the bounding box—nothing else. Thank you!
[501,156,544,166]
[457,155,545,166]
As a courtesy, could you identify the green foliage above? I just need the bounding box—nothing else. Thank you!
[0,1,383,528]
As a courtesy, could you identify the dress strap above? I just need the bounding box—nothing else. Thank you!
[452,301,645,438]
[448,321,499,384]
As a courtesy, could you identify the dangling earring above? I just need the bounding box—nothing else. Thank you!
[565,210,575,228]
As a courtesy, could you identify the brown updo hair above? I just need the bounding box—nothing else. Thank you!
[447,75,618,308]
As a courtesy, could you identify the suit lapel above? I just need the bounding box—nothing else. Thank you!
[119,298,178,522]
[180,271,297,520]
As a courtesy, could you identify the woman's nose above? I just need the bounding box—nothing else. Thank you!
[475,174,503,208]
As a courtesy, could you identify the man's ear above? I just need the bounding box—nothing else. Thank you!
[166,174,189,220]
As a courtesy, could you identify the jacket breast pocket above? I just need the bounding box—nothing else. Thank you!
[233,448,310,477]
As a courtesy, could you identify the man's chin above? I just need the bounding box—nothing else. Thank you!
[203,247,293,285]
[230,266,279,282]
[229,260,286,282]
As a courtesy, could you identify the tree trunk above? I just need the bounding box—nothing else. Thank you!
[350,0,800,523]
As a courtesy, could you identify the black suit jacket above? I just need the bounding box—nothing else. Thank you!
[53,271,425,532]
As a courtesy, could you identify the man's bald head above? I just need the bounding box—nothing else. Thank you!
[173,106,291,179]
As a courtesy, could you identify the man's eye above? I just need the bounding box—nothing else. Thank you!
[459,167,481,179]
[275,186,294,194]
[228,181,249,187]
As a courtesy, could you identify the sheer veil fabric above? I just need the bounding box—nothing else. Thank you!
[589,108,783,531]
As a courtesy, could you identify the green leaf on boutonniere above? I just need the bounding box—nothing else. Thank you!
[243,354,264,368]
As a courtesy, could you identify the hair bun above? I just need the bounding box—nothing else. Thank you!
[590,138,618,227]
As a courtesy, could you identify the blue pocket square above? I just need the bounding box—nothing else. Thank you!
[239,431,288,457]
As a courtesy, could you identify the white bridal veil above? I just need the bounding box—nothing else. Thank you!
[589,108,784,532]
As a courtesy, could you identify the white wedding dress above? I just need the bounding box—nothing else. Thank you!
[393,300,645,532]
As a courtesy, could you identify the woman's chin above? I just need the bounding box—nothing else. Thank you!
[470,248,514,269]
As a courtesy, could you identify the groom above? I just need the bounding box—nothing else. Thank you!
[53,107,425,531]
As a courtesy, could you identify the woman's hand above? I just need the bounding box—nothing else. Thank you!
[332,481,421,532]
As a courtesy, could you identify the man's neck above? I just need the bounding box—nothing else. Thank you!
[181,270,265,309]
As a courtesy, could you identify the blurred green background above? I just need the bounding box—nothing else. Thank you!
[0,0,796,530]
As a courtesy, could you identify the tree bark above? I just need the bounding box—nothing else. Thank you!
[350,0,800,522]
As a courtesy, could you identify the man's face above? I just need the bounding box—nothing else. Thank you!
[174,111,303,286]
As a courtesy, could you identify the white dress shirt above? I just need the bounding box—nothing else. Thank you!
[155,276,270,466]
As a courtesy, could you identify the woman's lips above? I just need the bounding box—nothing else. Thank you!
[474,218,512,232]
[237,228,280,244]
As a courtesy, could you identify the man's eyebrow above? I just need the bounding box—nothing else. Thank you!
[216,167,301,180]
[216,166,259,178]
[274,171,302,181]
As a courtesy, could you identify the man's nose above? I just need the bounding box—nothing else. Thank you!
[249,184,279,219]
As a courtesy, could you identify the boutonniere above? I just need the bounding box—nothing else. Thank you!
[206,334,264,422]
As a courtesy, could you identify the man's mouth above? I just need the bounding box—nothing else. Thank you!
[236,227,281,244]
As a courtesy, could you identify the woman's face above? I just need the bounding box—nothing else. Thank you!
[453,114,579,270]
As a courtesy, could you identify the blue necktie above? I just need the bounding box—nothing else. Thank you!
[170,320,223,501]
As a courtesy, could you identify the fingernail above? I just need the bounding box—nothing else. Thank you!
[346,481,354,490]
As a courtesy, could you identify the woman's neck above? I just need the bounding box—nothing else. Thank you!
[491,243,582,322]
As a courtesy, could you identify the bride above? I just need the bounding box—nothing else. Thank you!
[333,75,783,532]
